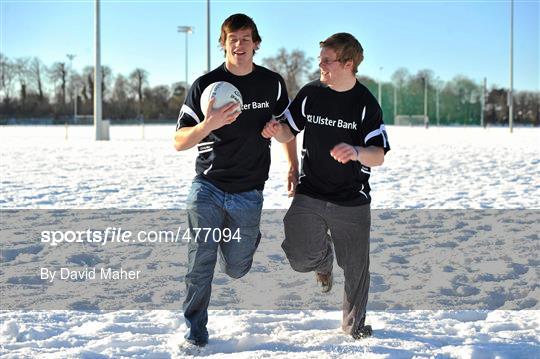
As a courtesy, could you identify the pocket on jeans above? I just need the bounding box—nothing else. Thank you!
[242,189,263,205]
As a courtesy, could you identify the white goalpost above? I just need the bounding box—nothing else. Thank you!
[394,115,430,128]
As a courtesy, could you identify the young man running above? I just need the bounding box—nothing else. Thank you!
[266,32,390,339]
[174,13,291,346]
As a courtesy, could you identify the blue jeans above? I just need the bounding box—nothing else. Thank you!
[183,176,263,343]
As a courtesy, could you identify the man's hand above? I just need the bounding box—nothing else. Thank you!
[261,118,281,139]
[287,166,299,197]
[203,98,241,132]
[330,143,358,164]
[262,119,295,143]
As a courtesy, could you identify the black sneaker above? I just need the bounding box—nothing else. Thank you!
[316,272,333,293]
[352,325,373,339]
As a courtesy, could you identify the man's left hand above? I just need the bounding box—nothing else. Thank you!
[330,143,358,164]
[261,118,281,139]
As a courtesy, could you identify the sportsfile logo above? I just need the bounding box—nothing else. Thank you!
[306,114,357,130]
[40,227,241,246]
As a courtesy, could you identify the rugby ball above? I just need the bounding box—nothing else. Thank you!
[200,81,243,117]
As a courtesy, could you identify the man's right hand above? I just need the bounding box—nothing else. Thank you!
[287,166,299,198]
[203,98,241,132]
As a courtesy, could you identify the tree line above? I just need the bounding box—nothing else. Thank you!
[0,53,185,123]
[1,51,538,126]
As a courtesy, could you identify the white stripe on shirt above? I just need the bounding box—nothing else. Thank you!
[180,104,201,124]
[364,124,387,147]
[301,97,307,117]
[284,108,300,133]
[361,106,366,122]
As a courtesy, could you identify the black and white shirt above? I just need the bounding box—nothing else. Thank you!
[177,63,289,193]
[284,80,390,206]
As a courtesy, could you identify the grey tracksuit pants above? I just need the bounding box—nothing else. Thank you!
[282,194,371,334]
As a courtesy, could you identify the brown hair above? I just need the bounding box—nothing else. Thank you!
[319,33,364,74]
[219,14,261,54]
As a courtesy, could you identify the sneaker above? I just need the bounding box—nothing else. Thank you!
[352,325,373,339]
[184,331,208,347]
[185,337,208,347]
[316,272,333,293]
[179,338,206,356]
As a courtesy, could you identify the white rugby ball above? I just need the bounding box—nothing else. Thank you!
[200,81,243,117]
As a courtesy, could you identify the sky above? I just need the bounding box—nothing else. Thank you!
[1,0,538,91]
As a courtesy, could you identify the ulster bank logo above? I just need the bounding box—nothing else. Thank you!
[241,101,270,111]
[301,97,357,130]
[305,114,357,130]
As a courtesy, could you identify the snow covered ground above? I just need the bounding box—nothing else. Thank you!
[1,125,538,210]
[1,310,538,358]
[1,125,539,358]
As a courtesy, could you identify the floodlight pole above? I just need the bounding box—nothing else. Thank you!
[393,84,397,121]
[177,26,193,85]
[424,76,428,128]
[66,54,76,123]
[509,0,514,133]
[436,85,440,126]
[207,0,211,73]
[94,0,106,140]
[378,66,383,106]
[481,77,487,128]
[185,30,189,83]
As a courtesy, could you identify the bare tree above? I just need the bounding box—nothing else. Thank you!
[14,58,31,105]
[391,67,409,115]
[129,68,148,116]
[29,57,46,101]
[416,69,435,84]
[0,53,16,101]
[81,66,94,103]
[263,48,312,97]
[309,68,320,82]
[391,67,409,88]
[49,62,67,106]
[142,85,169,119]
[67,69,84,108]
[110,74,133,119]
[514,91,539,125]
[112,74,129,103]
[448,75,481,122]
[486,87,508,124]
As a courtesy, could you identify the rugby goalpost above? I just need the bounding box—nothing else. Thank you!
[393,76,430,128]
[394,115,430,128]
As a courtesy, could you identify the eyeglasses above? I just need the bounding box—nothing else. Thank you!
[317,56,340,65]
